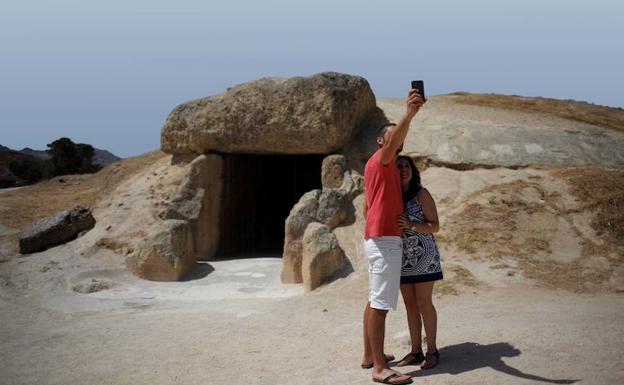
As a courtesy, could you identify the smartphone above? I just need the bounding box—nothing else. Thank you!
[411,80,426,101]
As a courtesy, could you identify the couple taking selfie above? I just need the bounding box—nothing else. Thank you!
[362,84,442,385]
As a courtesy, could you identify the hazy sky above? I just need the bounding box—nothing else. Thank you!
[1,0,623,157]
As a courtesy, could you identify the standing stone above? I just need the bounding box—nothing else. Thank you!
[281,190,320,283]
[19,205,95,254]
[340,170,365,200]
[161,72,377,155]
[126,220,195,281]
[316,188,351,229]
[165,154,223,259]
[301,222,346,292]
[321,154,346,189]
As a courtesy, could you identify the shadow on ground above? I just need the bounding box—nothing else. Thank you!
[403,342,579,384]
[179,261,215,281]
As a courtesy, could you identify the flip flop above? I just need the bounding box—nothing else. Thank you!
[373,372,413,384]
[361,354,395,369]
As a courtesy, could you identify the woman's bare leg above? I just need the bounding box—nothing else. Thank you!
[414,281,437,353]
[400,283,422,353]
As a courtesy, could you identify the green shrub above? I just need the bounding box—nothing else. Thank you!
[47,137,101,176]
[9,157,52,183]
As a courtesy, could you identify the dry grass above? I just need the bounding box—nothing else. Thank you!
[449,265,480,287]
[442,177,623,293]
[434,281,459,296]
[519,258,611,292]
[447,180,550,259]
[0,151,167,256]
[554,168,624,253]
[451,93,624,133]
[1,151,166,231]
[434,265,480,297]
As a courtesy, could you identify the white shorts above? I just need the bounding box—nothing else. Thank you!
[365,236,403,311]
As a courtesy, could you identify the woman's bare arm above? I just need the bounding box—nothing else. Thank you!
[410,189,440,233]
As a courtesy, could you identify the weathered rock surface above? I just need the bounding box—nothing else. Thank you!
[281,186,355,285]
[281,190,320,283]
[165,154,223,259]
[316,188,351,229]
[378,97,624,169]
[19,205,95,254]
[321,154,346,188]
[339,170,365,199]
[161,72,377,155]
[126,220,195,281]
[301,222,346,292]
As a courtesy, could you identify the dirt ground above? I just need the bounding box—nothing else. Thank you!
[1,257,623,385]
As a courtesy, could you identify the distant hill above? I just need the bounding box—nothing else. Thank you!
[0,144,121,188]
[9,147,120,166]
[92,149,121,166]
[17,147,51,160]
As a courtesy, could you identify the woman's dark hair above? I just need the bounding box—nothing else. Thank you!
[397,155,422,202]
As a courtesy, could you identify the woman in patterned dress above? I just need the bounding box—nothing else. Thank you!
[394,155,443,370]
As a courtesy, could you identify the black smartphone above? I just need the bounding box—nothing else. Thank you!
[411,80,426,101]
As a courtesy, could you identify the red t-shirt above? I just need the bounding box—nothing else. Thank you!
[364,149,403,238]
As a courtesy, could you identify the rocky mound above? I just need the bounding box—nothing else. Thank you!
[426,167,624,294]
[379,95,624,169]
[2,88,623,294]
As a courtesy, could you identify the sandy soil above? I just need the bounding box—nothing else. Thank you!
[1,258,623,385]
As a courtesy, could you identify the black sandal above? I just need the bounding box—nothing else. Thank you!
[396,351,425,367]
[421,350,439,370]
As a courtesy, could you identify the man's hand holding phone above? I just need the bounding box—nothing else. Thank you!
[407,89,425,117]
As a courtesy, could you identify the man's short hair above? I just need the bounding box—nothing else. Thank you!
[377,123,397,138]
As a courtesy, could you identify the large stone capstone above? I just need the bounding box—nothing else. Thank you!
[161,72,377,155]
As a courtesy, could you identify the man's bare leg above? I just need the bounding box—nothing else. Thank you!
[362,302,394,366]
[362,302,372,363]
[368,306,387,373]
[368,306,411,383]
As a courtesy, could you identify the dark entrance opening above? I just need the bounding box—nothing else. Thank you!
[216,154,324,258]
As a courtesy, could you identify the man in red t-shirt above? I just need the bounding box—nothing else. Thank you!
[361,89,424,384]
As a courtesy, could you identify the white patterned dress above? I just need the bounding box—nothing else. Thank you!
[401,191,443,284]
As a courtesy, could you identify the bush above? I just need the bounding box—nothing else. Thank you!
[47,137,101,176]
[9,157,52,184]
[6,137,102,186]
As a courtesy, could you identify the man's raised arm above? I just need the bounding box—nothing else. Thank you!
[379,90,425,165]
